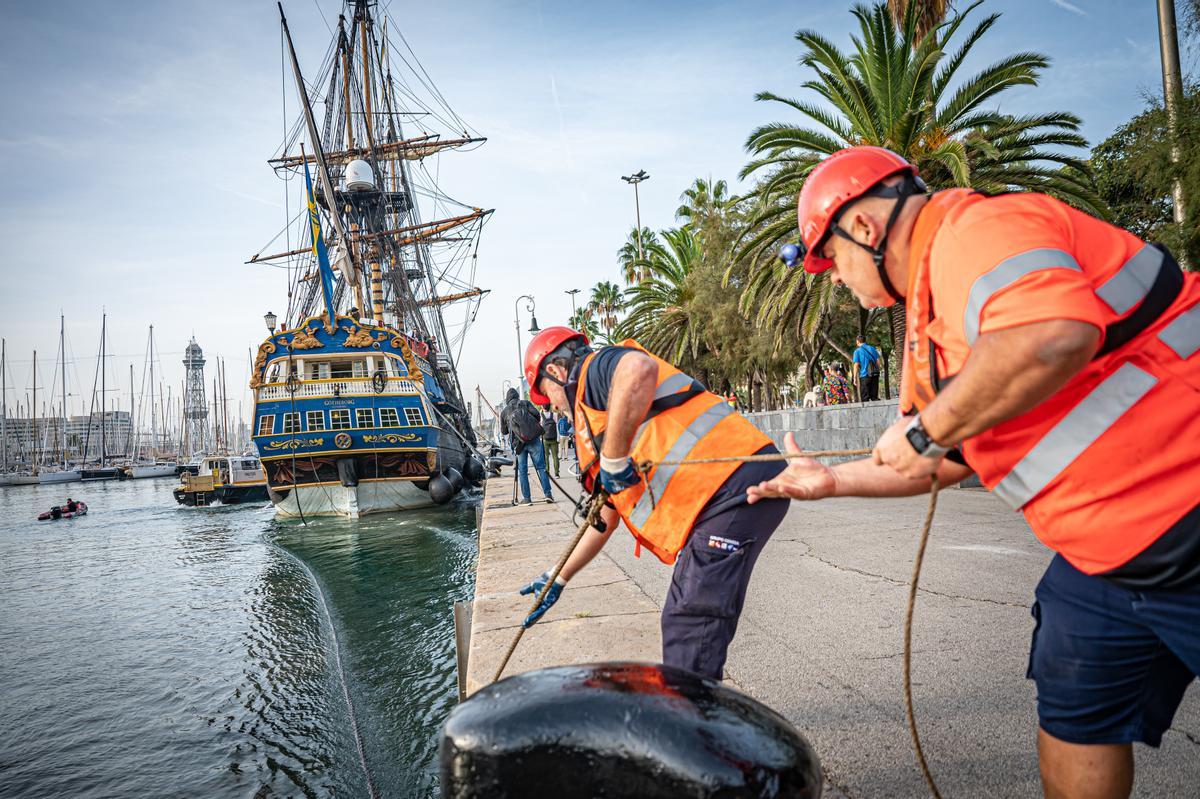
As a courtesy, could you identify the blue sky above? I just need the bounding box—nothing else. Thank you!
[0,0,1192,423]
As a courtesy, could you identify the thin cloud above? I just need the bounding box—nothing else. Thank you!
[1050,0,1087,17]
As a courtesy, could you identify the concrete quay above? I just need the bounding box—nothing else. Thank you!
[463,461,1200,797]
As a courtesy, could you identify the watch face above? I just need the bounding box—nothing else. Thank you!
[906,425,931,453]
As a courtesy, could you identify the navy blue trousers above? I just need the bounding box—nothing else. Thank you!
[661,498,789,680]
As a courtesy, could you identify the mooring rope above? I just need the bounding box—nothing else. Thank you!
[501,444,945,797]
[491,489,608,683]
[269,539,379,799]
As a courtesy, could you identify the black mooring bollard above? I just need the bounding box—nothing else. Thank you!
[439,662,822,799]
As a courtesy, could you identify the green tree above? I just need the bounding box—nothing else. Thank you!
[588,281,625,343]
[1091,84,1200,266]
[738,0,1102,363]
[616,228,702,365]
[888,0,948,39]
[675,177,733,228]
[568,308,601,341]
[618,227,661,286]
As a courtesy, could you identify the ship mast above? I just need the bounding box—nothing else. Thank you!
[2,339,7,473]
[31,349,38,474]
[59,314,68,467]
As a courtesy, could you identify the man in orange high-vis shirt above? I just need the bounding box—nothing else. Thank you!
[752,146,1200,799]
[516,326,791,680]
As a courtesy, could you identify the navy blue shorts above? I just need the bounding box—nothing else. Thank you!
[1027,555,1200,746]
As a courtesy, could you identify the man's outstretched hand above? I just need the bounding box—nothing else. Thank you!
[747,432,837,503]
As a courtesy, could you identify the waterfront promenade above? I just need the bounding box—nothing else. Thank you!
[467,469,1200,798]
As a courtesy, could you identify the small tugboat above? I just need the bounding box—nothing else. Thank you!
[173,455,270,507]
[38,500,88,521]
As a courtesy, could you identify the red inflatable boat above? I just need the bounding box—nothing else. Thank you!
[38,502,88,521]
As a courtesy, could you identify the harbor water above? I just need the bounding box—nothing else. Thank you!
[0,478,478,798]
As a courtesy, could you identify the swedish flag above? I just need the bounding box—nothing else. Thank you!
[303,158,338,327]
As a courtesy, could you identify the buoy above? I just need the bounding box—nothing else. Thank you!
[444,466,464,493]
[428,472,454,504]
[464,456,485,484]
[439,662,822,798]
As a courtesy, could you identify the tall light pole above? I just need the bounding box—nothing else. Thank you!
[621,170,650,262]
[1157,0,1188,242]
[565,288,580,320]
[514,294,539,393]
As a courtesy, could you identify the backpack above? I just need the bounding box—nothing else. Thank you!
[861,345,881,377]
[507,400,544,444]
[541,413,558,441]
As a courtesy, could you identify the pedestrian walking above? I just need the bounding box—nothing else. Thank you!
[541,408,560,477]
[557,413,574,456]
[519,326,790,680]
[821,362,853,405]
[852,335,882,401]
[758,145,1200,799]
[499,387,554,505]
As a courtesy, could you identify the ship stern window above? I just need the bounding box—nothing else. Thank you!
[330,360,355,379]
[356,408,375,428]
[379,408,400,428]
[308,362,332,381]
[330,409,352,430]
[257,415,275,436]
[307,410,326,431]
[282,412,301,433]
[404,407,424,426]
[352,360,368,378]
[389,358,405,377]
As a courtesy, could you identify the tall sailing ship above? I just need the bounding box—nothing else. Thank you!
[249,1,490,517]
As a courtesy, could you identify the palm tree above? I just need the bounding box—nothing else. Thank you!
[676,177,733,227]
[568,308,600,341]
[887,0,948,39]
[738,0,1103,363]
[616,228,702,365]
[618,227,661,286]
[588,281,625,343]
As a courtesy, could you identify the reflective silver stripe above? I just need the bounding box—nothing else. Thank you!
[1095,244,1163,315]
[1158,302,1200,359]
[655,372,695,400]
[964,249,1081,345]
[992,363,1157,510]
[627,402,734,528]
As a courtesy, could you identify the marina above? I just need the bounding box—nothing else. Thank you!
[4,0,1199,796]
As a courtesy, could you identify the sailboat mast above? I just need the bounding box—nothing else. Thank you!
[220,358,230,454]
[100,313,107,464]
[2,339,7,472]
[59,314,67,467]
[31,350,38,472]
[149,326,158,457]
[128,363,135,458]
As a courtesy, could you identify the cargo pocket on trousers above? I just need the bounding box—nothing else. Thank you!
[668,539,756,619]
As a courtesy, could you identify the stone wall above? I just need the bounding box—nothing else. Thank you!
[745,399,983,487]
[744,400,899,460]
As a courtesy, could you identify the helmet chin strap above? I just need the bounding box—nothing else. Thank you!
[831,174,926,304]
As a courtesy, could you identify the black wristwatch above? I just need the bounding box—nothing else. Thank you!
[904,415,951,458]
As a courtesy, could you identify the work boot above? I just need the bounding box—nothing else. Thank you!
[543,496,555,504]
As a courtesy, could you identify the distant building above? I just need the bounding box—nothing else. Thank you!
[2,411,133,462]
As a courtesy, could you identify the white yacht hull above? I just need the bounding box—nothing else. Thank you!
[272,480,436,519]
[39,470,82,484]
[6,474,40,486]
[129,464,178,479]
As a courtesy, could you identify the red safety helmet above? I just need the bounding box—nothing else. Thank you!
[524,326,589,406]
[795,146,920,274]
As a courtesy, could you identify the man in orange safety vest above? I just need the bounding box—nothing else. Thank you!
[517,326,791,680]
[750,146,1200,799]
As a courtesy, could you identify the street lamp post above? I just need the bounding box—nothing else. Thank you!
[621,170,650,262]
[565,288,580,320]
[514,294,538,393]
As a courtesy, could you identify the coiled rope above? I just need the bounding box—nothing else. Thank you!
[499,445,945,798]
